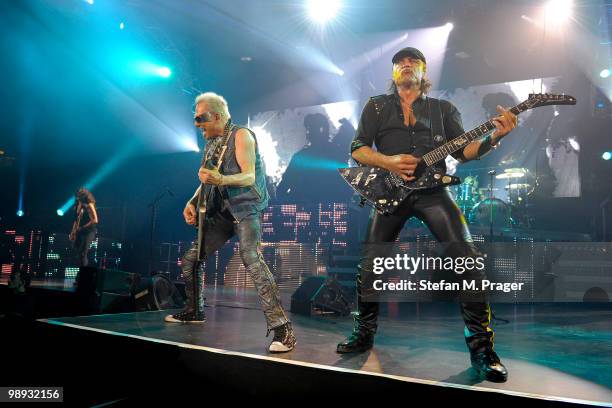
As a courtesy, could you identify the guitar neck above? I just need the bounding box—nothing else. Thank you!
[422,102,528,166]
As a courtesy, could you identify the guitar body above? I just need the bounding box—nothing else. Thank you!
[339,163,460,214]
[195,183,209,260]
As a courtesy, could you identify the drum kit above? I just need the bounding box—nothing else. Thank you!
[453,167,536,229]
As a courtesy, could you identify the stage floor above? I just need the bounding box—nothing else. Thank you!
[40,288,612,406]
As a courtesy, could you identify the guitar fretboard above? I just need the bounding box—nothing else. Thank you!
[423,103,527,166]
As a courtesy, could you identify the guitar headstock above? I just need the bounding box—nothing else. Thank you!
[526,93,577,108]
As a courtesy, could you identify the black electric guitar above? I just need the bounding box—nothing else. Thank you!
[195,132,230,261]
[339,93,576,214]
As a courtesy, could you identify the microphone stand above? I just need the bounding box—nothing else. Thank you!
[487,170,496,243]
[486,170,509,325]
[148,187,174,277]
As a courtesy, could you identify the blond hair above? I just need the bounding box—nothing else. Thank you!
[194,92,230,120]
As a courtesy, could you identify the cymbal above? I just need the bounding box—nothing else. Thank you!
[496,171,525,179]
[505,183,532,190]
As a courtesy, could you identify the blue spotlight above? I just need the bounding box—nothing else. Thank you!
[17,188,24,220]
[600,69,610,78]
[132,61,173,79]
[84,0,94,5]
[157,67,172,78]
[180,138,200,152]
[57,142,137,216]
[119,22,125,30]
[603,151,612,161]
[307,0,341,24]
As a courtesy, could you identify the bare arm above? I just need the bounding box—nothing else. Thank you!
[199,129,256,187]
[80,203,98,229]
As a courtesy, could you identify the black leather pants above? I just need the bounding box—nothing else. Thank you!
[356,187,494,353]
[181,210,289,331]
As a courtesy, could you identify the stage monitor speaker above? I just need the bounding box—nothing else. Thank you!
[134,273,185,311]
[291,276,352,316]
[552,257,612,302]
[75,267,140,314]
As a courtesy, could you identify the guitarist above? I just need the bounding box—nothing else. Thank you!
[164,92,296,353]
[70,188,98,267]
[336,47,517,382]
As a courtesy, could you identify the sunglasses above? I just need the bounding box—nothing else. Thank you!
[194,112,217,124]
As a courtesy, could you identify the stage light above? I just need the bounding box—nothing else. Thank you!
[603,151,612,161]
[545,0,573,25]
[56,142,137,217]
[307,0,341,24]
[600,69,610,78]
[132,61,173,79]
[180,137,200,152]
[568,137,580,151]
[445,22,454,31]
[17,187,24,221]
[119,22,125,30]
[84,0,94,5]
[157,67,171,78]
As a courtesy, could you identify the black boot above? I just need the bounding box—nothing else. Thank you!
[470,349,508,382]
[336,326,374,353]
[336,312,376,354]
[337,269,378,353]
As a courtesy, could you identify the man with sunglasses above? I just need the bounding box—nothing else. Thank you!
[164,92,296,353]
[336,48,518,382]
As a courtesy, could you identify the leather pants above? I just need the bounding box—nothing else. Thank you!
[356,187,495,352]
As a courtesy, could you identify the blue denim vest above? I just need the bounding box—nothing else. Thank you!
[218,126,269,221]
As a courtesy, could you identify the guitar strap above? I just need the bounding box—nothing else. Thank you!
[428,97,447,147]
[427,96,450,172]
